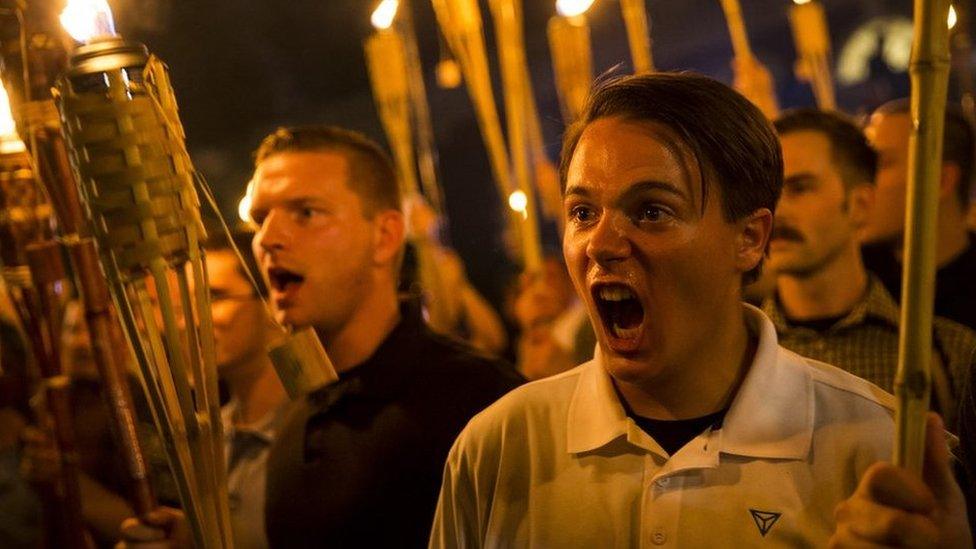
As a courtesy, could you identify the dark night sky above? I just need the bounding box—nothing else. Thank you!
[111,0,920,305]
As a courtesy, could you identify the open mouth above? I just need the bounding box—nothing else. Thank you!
[267,266,305,294]
[593,283,644,346]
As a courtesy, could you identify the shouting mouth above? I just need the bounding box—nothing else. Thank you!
[592,283,645,353]
[267,266,305,303]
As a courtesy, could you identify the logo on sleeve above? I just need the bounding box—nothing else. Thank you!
[749,509,781,537]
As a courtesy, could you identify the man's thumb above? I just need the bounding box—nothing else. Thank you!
[922,413,957,501]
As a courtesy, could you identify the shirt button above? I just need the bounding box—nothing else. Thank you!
[656,477,670,487]
[652,530,668,545]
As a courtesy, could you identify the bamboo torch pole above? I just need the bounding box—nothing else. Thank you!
[788,0,836,110]
[619,0,654,74]
[894,0,952,473]
[0,105,87,549]
[430,0,542,269]
[717,0,779,118]
[365,1,459,331]
[488,0,543,271]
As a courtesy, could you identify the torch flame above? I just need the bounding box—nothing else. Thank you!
[371,0,400,30]
[949,5,958,29]
[60,0,118,43]
[556,0,596,18]
[0,81,25,154]
[792,0,812,5]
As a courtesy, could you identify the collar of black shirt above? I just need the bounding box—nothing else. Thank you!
[307,299,427,410]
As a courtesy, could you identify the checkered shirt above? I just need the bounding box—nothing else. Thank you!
[763,276,976,421]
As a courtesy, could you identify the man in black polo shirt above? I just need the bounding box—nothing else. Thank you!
[862,100,976,330]
[246,126,521,548]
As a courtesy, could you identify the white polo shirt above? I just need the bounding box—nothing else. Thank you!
[430,306,895,548]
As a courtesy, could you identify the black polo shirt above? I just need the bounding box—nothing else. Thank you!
[264,306,523,548]
[862,233,976,331]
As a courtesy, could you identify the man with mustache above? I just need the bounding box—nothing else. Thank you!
[246,126,521,548]
[428,74,972,547]
[764,109,976,425]
[862,100,976,330]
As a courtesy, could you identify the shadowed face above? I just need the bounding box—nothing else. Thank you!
[562,117,764,386]
[770,130,865,277]
[863,111,910,244]
[207,250,270,374]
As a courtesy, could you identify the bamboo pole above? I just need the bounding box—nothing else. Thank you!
[489,0,543,271]
[430,0,543,269]
[894,0,951,473]
[619,0,654,74]
[365,24,459,331]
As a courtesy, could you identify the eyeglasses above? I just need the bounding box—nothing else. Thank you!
[210,292,257,305]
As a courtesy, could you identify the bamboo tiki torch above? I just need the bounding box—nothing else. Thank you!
[788,0,836,110]
[489,0,543,271]
[548,0,595,123]
[365,0,459,332]
[53,2,232,545]
[0,83,86,549]
[894,0,952,473]
[718,0,780,118]
[430,0,542,269]
[0,0,159,531]
[619,0,654,74]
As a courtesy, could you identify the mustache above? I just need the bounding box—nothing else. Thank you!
[772,223,805,242]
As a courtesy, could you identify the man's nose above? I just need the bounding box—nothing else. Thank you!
[586,211,631,266]
[254,210,288,255]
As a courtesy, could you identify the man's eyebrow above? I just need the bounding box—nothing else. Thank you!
[563,185,591,198]
[619,180,687,202]
[784,173,818,185]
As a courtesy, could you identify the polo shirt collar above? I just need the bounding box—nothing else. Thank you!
[566,305,813,460]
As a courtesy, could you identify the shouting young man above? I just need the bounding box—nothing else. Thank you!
[429,73,970,547]
[248,126,521,548]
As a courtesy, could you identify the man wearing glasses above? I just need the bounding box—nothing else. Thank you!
[205,230,287,549]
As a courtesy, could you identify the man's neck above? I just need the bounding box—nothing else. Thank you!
[317,284,401,374]
[893,202,970,267]
[615,295,753,420]
[226,357,286,426]
[777,245,868,320]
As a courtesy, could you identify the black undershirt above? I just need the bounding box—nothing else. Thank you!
[629,408,728,456]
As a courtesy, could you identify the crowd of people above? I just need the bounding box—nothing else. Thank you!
[0,71,974,548]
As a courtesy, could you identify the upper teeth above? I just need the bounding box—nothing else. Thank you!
[599,286,634,301]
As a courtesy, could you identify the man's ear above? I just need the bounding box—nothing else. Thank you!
[373,209,406,266]
[848,184,875,229]
[940,162,962,203]
[736,208,773,274]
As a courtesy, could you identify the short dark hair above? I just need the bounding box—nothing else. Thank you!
[559,72,783,284]
[204,228,266,297]
[874,98,974,207]
[254,125,401,215]
[774,108,878,188]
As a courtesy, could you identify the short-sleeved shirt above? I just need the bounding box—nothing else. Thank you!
[862,233,976,330]
[430,305,896,548]
[222,397,290,549]
[762,276,976,426]
[264,305,522,548]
